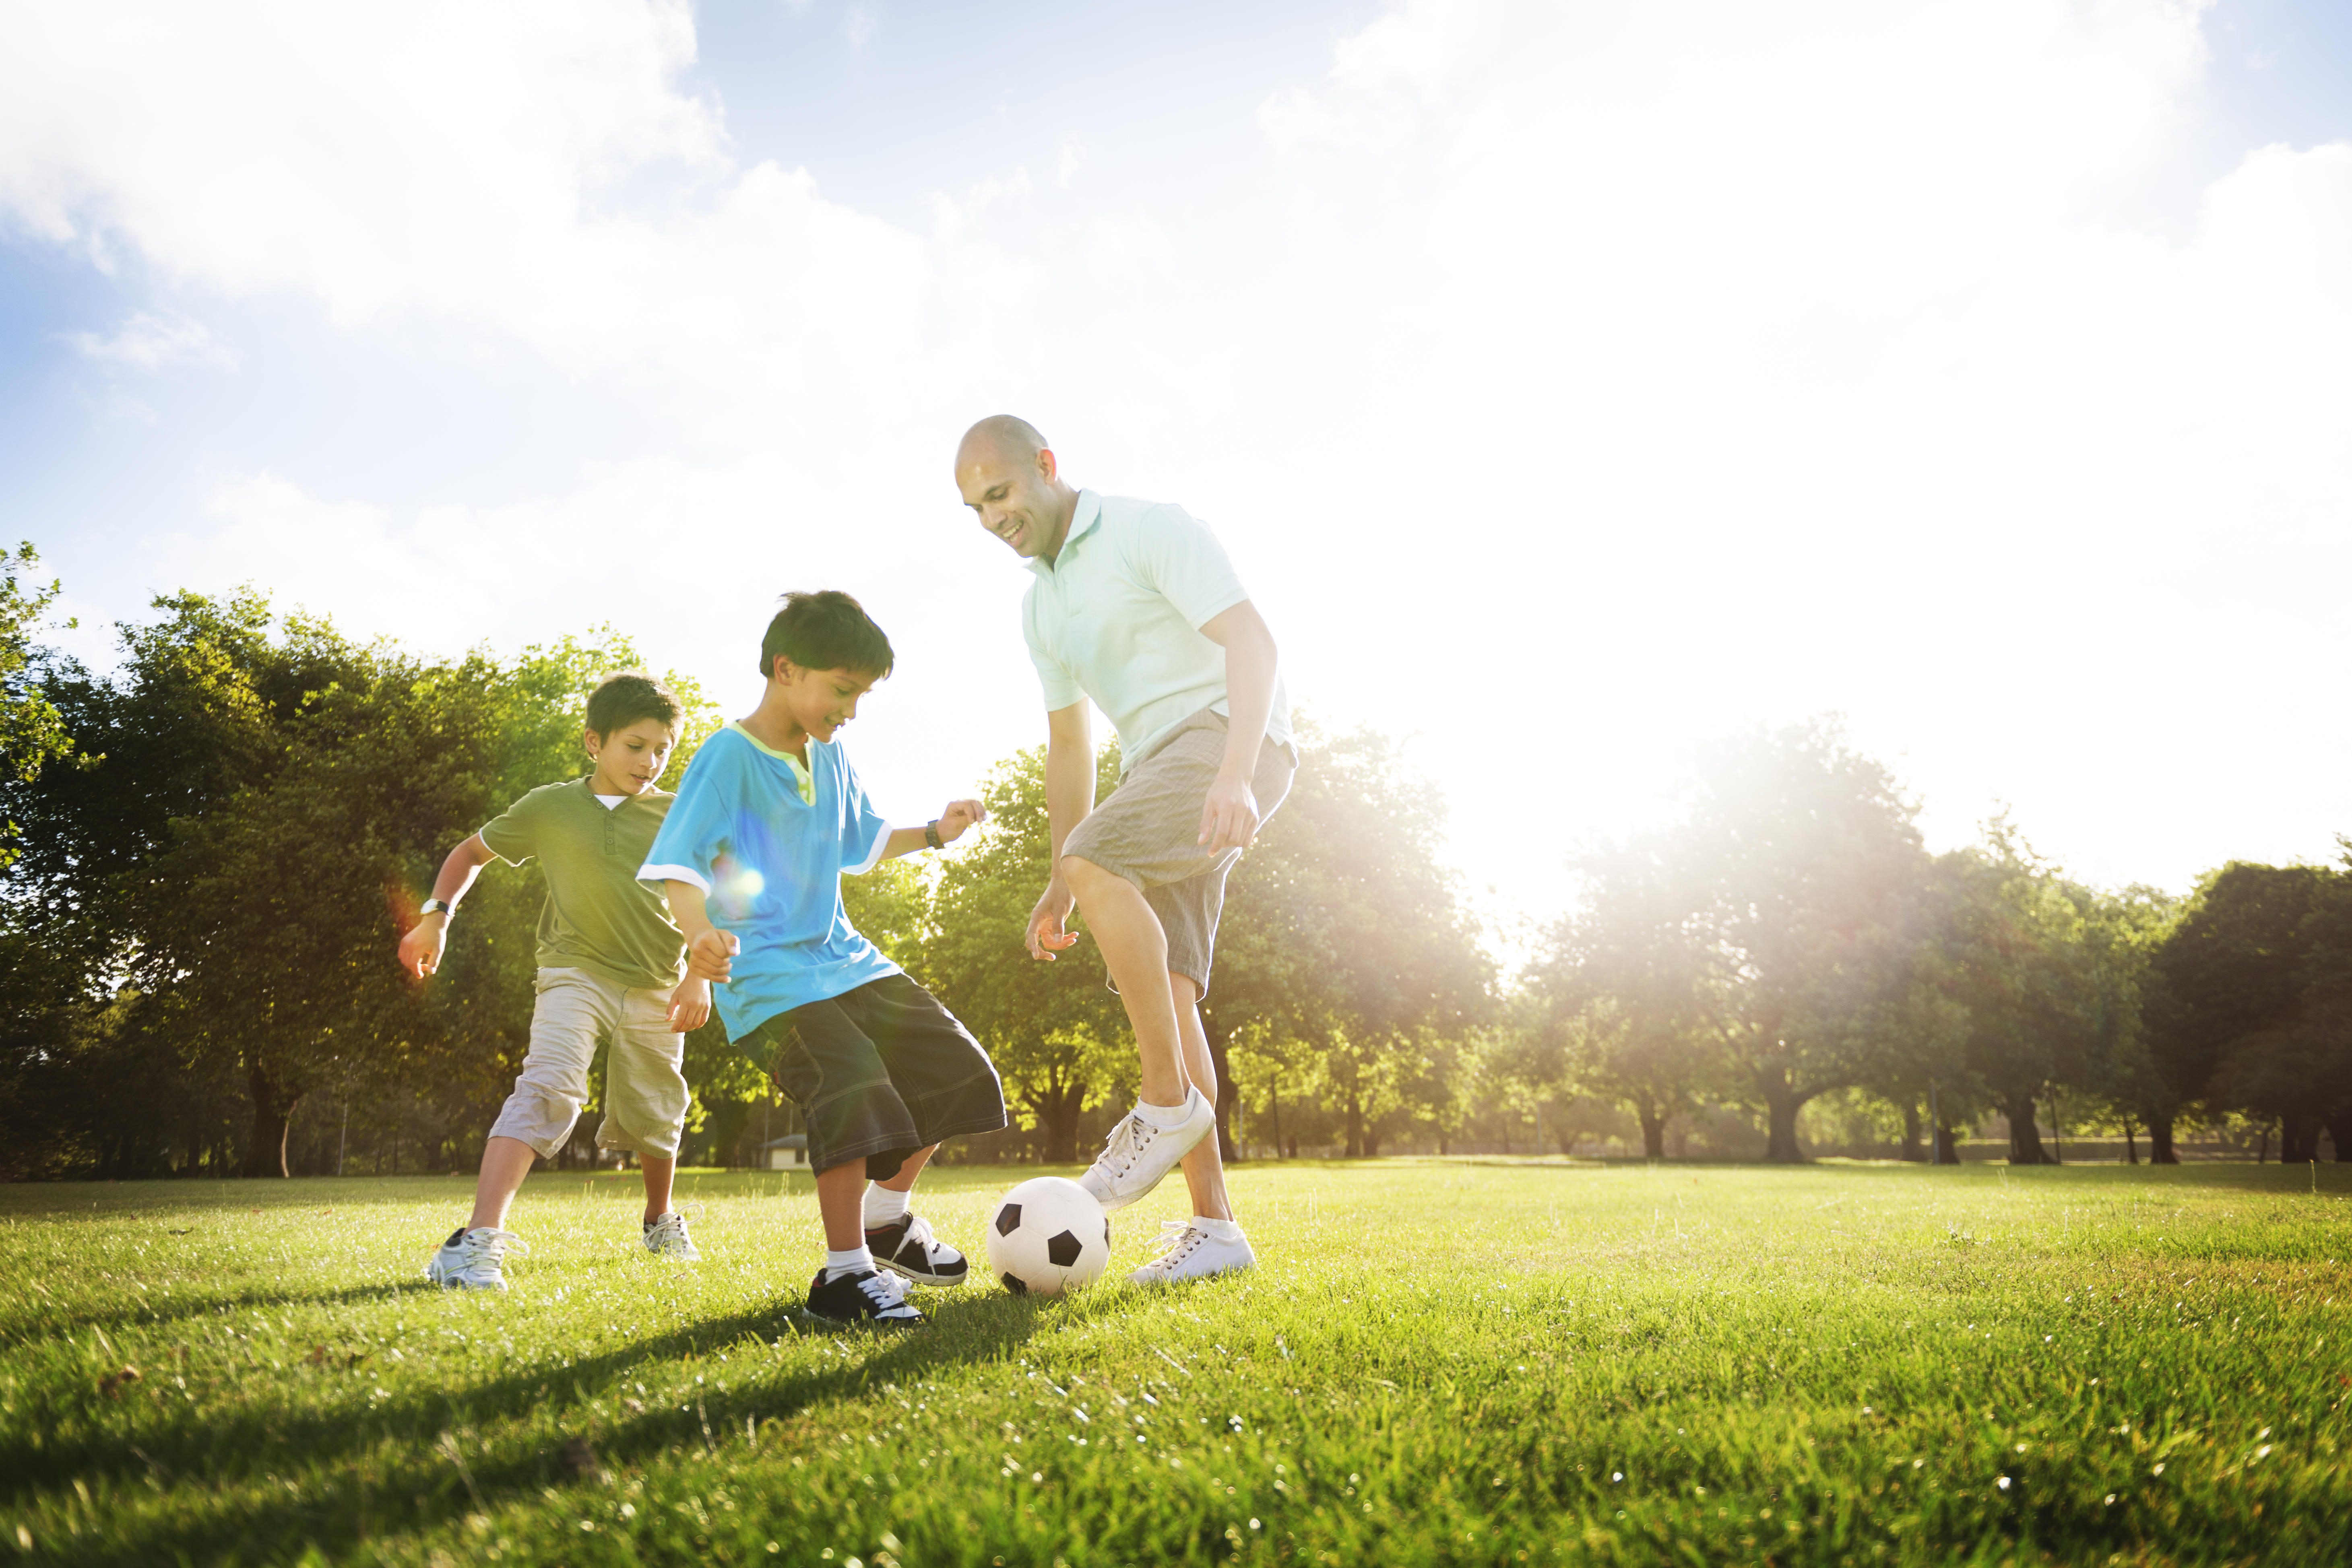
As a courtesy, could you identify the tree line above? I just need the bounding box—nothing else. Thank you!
[2,548,2344,1177]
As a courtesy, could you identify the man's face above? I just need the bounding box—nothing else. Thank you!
[776,662,878,744]
[585,718,677,796]
[958,439,1063,560]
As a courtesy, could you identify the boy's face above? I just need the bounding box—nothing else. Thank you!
[584,717,677,796]
[774,660,878,744]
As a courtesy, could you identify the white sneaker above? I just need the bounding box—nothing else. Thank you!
[1127,1220,1255,1286]
[1077,1088,1216,1213]
[426,1227,527,1290]
[641,1211,701,1261]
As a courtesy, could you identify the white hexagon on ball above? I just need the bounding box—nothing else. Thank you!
[986,1176,1111,1295]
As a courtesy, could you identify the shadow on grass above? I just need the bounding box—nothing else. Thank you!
[5,1284,1115,1567]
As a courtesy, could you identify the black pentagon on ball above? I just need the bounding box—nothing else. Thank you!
[1003,1273,1028,1295]
[1102,1218,1111,1245]
[994,1203,1022,1236]
[1045,1229,1084,1267]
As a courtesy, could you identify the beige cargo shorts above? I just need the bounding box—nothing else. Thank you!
[1060,704,1297,995]
[486,966,691,1160]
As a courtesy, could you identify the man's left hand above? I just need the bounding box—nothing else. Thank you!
[1198,773,1262,854]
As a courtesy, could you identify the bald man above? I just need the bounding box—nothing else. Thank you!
[956,415,1295,1286]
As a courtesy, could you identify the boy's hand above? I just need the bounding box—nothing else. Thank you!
[936,798,987,843]
[1198,771,1263,854]
[398,916,447,980]
[667,975,713,1033]
[1026,878,1081,962]
[688,928,739,983]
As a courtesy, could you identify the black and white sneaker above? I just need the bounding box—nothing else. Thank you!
[802,1267,925,1327]
[865,1213,969,1286]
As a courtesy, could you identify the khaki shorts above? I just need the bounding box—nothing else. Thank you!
[486,967,691,1160]
[1061,705,1297,994]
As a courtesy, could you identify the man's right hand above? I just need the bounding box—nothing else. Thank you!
[398,917,446,980]
[688,927,740,983]
[1025,878,1081,962]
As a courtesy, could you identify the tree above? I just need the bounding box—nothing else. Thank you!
[0,542,76,815]
[918,743,1131,1162]
[1614,720,1932,1162]
[1207,720,1491,1158]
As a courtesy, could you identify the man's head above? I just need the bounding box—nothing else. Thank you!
[759,590,894,745]
[956,414,1078,562]
[582,673,682,796]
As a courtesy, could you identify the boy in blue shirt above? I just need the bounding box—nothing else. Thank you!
[640,591,1006,1325]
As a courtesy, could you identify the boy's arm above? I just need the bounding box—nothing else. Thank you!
[1196,599,1279,853]
[1026,702,1096,961]
[875,798,987,862]
[398,834,500,980]
[664,881,740,985]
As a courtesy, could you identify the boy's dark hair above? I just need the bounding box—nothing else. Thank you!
[759,590,895,681]
[585,672,683,739]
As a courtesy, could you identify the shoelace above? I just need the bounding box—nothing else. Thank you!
[855,1271,913,1312]
[1144,1220,1203,1262]
[453,1229,527,1265]
[1098,1114,1157,1176]
[897,1215,938,1254]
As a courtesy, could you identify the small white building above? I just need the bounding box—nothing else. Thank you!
[762,1134,809,1170]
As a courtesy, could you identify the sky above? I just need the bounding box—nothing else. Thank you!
[2,0,2348,944]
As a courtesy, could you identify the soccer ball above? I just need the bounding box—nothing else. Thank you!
[985,1177,1111,1295]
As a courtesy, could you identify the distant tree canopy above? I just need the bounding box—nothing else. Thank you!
[2,565,2342,1177]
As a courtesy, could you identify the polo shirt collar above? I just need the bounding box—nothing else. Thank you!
[1027,489,1101,579]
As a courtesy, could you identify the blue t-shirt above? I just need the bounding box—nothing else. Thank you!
[636,722,900,1039]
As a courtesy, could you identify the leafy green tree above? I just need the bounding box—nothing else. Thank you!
[0,542,76,811]
[1208,721,1491,1157]
[917,742,1130,1162]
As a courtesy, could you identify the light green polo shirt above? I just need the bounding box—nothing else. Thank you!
[1020,489,1293,770]
[478,778,687,990]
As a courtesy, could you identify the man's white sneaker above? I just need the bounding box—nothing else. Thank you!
[1077,1088,1216,1213]
[1127,1220,1255,1286]
[641,1211,701,1261]
[425,1227,527,1290]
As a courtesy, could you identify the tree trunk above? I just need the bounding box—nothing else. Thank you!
[1899,1102,1925,1163]
[2281,1112,2319,1165]
[2003,1092,2051,1165]
[2120,1117,2138,1164]
[1934,1123,1962,1164]
[1026,1081,1087,1165]
[242,1061,303,1178]
[2257,1120,2271,1163]
[2148,1113,2178,1164]
[1268,1082,1284,1161]
[1362,1125,1382,1158]
[1637,1105,1668,1159]
[1757,1068,1809,1162]
[1344,1093,1365,1159]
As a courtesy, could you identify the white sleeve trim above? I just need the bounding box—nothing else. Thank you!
[638,862,710,893]
[843,824,893,877]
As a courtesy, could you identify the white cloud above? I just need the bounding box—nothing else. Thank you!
[63,310,221,369]
[6,0,2348,913]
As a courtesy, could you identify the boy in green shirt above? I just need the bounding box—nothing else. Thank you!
[398,673,713,1290]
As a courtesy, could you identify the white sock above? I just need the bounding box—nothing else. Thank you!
[824,1246,874,1281]
[1194,1215,1243,1243]
[1135,1094,1194,1129]
[862,1183,910,1229]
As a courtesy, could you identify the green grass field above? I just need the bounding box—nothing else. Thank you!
[2,1160,2346,1567]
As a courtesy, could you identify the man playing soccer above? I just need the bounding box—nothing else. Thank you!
[641,591,1008,1326]
[954,414,1296,1285]
[401,673,712,1290]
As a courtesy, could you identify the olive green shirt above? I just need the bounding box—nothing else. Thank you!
[478,778,686,990]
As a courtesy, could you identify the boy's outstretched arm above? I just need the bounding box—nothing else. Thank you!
[398,834,499,979]
[876,798,987,861]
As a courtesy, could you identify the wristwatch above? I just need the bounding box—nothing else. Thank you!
[419,897,452,919]
[924,820,943,850]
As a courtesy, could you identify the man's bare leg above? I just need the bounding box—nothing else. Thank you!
[466,1136,539,1231]
[1170,973,1235,1223]
[639,1155,677,1223]
[1060,855,1190,1106]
